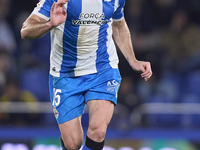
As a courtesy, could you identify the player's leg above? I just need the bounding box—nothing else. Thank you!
[82,100,114,150]
[82,68,121,150]
[59,116,83,150]
[49,74,86,150]
[87,100,114,142]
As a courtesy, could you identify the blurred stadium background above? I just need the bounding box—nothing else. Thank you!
[1,0,200,149]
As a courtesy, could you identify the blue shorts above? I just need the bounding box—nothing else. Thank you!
[49,68,121,124]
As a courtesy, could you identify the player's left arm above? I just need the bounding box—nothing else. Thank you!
[112,18,153,81]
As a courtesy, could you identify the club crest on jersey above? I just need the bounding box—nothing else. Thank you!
[53,107,59,119]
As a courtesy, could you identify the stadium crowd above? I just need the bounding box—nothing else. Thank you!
[0,0,200,129]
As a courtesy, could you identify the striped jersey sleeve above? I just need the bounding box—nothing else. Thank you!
[112,0,125,21]
[32,0,54,21]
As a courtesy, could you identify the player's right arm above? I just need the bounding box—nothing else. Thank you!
[21,0,69,39]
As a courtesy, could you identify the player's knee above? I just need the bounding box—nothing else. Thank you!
[95,129,106,140]
[67,144,82,150]
[88,126,106,141]
[62,137,83,150]
[65,141,82,150]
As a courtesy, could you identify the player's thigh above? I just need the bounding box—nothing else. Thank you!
[87,100,114,129]
[59,116,84,146]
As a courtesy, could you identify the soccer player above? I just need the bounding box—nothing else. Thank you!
[21,0,152,149]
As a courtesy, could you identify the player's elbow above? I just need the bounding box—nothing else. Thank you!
[21,28,35,39]
[20,26,42,39]
[20,29,27,39]
[20,22,33,39]
[20,24,30,39]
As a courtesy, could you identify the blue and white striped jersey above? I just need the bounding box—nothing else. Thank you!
[32,0,125,77]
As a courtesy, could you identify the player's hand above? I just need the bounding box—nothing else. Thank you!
[49,0,69,27]
[130,60,153,81]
